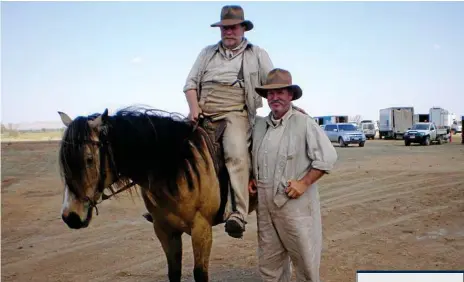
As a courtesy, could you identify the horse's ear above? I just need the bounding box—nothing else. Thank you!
[58,111,73,127]
[88,108,109,130]
[101,108,109,122]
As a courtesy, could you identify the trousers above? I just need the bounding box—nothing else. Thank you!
[200,83,251,219]
[256,179,322,282]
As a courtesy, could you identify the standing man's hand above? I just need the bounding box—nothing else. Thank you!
[285,180,308,199]
[248,178,257,195]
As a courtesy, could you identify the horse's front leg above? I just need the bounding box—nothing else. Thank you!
[153,219,183,282]
[191,212,212,282]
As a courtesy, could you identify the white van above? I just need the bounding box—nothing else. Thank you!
[361,122,377,140]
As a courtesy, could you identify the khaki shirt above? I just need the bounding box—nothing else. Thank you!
[257,108,294,181]
[200,39,247,86]
[183,39,274,127]
[252,108,338,207]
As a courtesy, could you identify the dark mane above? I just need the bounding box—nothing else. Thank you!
[59,115,97,200]
[106,106,208,197]
[59,106,209,199]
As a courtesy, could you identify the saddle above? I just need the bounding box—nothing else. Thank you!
[194,116,232,225]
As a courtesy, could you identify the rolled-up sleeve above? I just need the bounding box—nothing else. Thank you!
[305,118,338,172]
[183,47,207,93]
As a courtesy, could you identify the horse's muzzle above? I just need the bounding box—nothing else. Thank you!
[62,209,92,229]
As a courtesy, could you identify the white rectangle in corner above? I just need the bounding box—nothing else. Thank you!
[357,271,464,282]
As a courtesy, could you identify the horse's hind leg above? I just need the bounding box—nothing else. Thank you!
[153,220,183,282]
[191,212,212,282]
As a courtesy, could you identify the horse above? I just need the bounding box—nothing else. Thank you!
[57,106,257,282]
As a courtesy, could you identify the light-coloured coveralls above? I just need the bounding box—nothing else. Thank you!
[184,39,274,221]
[251,107,338,281]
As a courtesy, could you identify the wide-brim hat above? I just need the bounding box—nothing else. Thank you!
[255,68,303,101]
[210,5,254,31]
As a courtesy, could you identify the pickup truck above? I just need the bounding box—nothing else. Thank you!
[403,122,449,146]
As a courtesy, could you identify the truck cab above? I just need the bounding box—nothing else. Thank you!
[403,122,448,146]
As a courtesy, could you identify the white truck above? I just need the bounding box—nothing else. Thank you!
[379,107,414,139]
[429,107,453,128]
[403,122,449,146]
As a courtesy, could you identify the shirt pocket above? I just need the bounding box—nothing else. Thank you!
[284,147,297,179]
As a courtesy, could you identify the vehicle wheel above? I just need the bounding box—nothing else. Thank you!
[423,136,430,146]
[359,142,365,147]
[405,141,411,146]
[339,138,346,147]
[438,137,443,145]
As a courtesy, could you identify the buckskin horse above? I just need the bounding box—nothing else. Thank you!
[58,106,257,282]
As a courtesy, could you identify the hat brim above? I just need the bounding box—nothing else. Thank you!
[255,84,303,101]
[210,19,254,31]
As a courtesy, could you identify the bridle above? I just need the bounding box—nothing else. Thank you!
[80,124,135,215]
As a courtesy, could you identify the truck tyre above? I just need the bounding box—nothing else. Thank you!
[405,140,411,146]
[359,142,365,147]
[438,136,443,145]
[423,136,430,146]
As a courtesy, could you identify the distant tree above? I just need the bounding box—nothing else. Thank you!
[349,115,362,124]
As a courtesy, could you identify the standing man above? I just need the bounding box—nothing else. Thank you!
[249,68,338,281]
[182,5,274,238]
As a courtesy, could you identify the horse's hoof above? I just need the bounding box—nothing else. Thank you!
[142,212,153,223]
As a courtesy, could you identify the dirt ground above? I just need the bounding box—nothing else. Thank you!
[2,137,464,282]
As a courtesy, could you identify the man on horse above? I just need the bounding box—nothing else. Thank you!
[180,5,274,238]
[141,4,309,239]
[249,68,338,282]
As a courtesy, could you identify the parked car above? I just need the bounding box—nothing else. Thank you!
[360,122,377,140]
[324,123,367,147]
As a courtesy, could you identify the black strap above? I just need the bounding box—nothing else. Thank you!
[231,52,245,88]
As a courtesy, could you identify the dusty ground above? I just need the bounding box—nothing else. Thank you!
[2,137,464,282]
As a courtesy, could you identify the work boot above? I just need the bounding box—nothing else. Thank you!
[225,212,246,239]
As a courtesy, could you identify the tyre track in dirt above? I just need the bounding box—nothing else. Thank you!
[327,198,464,241]
[88,222,247,282]
[321,173,461,210]
[325,179,462,211]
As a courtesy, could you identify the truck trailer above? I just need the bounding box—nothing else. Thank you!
[314,115,348,126]
[413,114,429,124]
[379,107,414,139]
[429,107,453,129]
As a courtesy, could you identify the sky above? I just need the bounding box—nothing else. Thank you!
[1,1,463,126]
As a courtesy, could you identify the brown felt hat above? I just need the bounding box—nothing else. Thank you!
[210,5,254,31]
[255,68,303,101]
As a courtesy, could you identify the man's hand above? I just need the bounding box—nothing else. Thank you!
[248,179,257,196]
[188,106,202,122]
[185,89,201,122]
[285,179,308,199]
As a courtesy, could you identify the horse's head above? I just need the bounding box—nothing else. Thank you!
[58,109,116,229]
